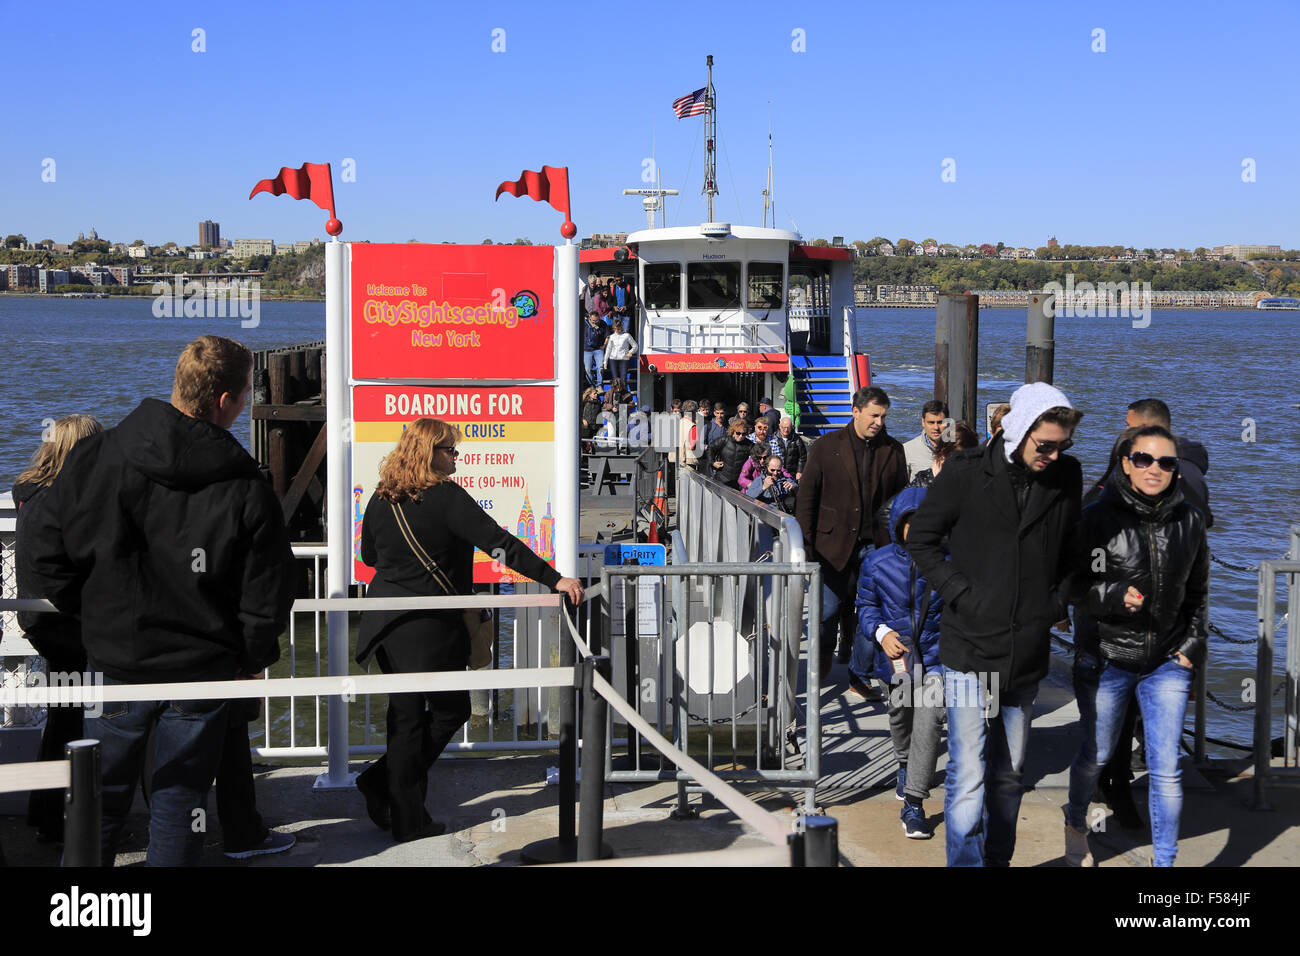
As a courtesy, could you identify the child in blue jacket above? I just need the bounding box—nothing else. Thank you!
[855,485,945,839]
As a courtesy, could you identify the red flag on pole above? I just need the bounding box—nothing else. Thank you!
[495,165,575,239]
[250,162,341,235]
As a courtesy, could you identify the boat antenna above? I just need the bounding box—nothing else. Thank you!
[622,125,679,229]
[762,105,773,228]
[703,54,717,222]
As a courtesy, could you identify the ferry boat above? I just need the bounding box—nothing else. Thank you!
[1255,296,1300,310]
[578,59,866,438]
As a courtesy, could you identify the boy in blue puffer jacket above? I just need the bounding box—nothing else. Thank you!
[856,485,944,839]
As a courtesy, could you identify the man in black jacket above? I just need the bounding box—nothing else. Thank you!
[24,334,294,866]
[795,386,908,686]
[907,382,1082,866]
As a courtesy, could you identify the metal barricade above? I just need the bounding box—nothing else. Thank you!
[598,548,821,814]
[258,544,613,761]
[1254,522,1300,808]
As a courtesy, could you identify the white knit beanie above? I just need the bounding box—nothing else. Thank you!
[1000,382,1073,462]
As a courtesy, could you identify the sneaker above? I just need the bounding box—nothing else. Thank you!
[1064,823,1094,867]
[224,829,295,860]
[901,800,931,839]
[895,766,908,801]
[848,679,885,702]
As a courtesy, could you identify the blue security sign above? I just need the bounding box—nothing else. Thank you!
[604,544,667,566]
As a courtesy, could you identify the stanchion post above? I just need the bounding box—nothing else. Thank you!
[64,739,101,867]
[578,656,611,861]
[803,814,838,867]
[558,602,578,855]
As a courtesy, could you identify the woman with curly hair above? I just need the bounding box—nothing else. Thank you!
[354,418,583,842]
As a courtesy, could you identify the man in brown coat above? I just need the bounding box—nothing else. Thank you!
[795,386,908,687]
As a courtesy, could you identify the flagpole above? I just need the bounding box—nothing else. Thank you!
[704,54,716,223]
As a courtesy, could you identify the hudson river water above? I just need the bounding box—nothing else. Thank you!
[1,296,1293,750]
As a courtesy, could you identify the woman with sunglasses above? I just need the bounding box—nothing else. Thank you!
[1064,424,1208,866]
[354,418,584,842]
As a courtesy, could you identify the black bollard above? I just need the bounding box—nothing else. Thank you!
[803,815,839,867]
[63,739,101,867]
[578,656,611,861]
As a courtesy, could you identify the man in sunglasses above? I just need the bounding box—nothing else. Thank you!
[906,381,1083,866]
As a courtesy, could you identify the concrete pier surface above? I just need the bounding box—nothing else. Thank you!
[3,650,1295,868]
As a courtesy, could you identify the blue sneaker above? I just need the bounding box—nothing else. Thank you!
[901,800,931,839]
[895,766,907,801]
[224,828,296,860]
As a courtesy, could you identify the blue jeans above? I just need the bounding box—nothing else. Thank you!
[944,668,1037,867]
[583,349,605,386]
[89,674,229,866]
[819,543,871,675]
[1067,653,1192,866]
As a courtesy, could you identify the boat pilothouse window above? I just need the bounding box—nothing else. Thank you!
[644,263,681,310]
[746,262,785,309]
[687,262,741,310]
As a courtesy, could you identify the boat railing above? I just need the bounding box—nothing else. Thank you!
[644,313,787,354]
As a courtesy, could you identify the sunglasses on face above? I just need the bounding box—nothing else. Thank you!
[1033,438,1074,455]
[433,445,460,458]
[1127,451,1178,472]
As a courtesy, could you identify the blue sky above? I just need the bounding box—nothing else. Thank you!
[2,0,1296,249]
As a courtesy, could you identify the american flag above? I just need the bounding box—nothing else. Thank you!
[672,87,710,118]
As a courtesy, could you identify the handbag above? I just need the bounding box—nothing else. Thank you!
[391,501,495,669]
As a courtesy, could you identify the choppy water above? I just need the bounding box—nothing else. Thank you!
[1,296,1294,750]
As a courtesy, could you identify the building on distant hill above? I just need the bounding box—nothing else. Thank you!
[1047,236,1059,249]
[199,220,220,248]
[233,238,274,258]
[1214,244,1281,259]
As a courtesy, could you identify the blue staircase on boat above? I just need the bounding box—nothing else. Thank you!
[790,354,854,437]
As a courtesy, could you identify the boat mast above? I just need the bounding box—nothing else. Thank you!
[762,110,773,228]
[703,54,717,222]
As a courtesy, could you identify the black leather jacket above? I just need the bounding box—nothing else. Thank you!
[1073,469,1209,670]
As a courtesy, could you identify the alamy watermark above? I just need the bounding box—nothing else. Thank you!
[1041,274,1153,328]
[151,276,260,328]
[3,670,105,718]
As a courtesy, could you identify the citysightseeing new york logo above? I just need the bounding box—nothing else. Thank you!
[1041,274,1154,328]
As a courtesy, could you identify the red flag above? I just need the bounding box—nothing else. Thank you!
[249,163,340,234]
[495,165,575,238]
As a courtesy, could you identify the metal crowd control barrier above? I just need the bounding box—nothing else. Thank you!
[0,739,101,866]
[1254,523,1300,809]
[596,557,821,815]
[676,465,806,565]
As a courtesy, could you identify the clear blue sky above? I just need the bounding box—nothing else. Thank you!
[3,0,1296,249]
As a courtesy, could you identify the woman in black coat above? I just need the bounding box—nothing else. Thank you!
[705,420,754,489]
[13,414,102,843]
[355,418,583,842]
[1064,424,1208,867]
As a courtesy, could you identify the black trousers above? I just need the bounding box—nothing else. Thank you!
[28,701,84,840]
[358,615,470,841]
[215,701,266,851]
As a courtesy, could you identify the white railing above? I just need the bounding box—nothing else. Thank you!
[645,314,787,354]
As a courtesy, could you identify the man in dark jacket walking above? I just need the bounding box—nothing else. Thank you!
[906,382,1082,866]
[24,334,295,866]
[795,386,908,685]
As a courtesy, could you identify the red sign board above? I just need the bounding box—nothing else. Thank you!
[350,243,555,381]
[641,352,790,374]
[350,386,556,585]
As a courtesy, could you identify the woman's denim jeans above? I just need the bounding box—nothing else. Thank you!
[1067,652,1192,866]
